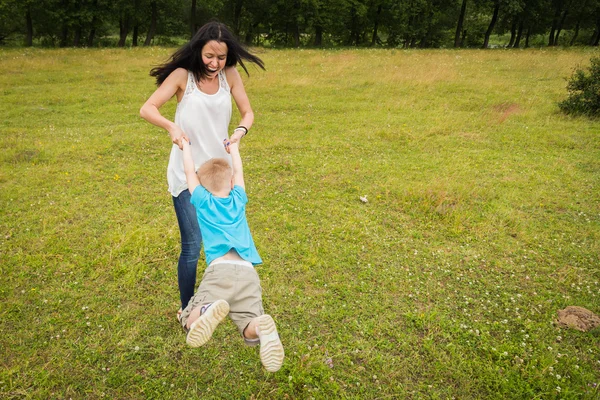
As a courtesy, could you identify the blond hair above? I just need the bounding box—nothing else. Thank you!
[197,158,232,193]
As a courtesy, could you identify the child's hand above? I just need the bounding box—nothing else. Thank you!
[229,130,244,144]
[223,138,239,154]
[169,126,190,150]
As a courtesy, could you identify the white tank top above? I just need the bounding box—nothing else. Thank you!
[167,70,232,196]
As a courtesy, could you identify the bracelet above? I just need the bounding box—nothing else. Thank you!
[234,125,248,136]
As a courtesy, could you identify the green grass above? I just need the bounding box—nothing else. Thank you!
[1,46,599,399]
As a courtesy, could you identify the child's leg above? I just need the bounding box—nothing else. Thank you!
[186,305,203,329]
[186,299,230,348]
[226,264,285,371]
[244,315,285,372]
[181,265,232,347]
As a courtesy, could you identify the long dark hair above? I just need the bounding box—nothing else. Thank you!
[150,22,265,86]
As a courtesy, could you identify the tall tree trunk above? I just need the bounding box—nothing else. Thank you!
[295,25,300,47]
[87,0,98,47]
[190,0,197,37]
[118,16,130,47]
[460,29,467,47]
[349,6,359,46]
[72,0,83,46]
[60,25,69,47]
[371,4,382,47]
[554,9,569,45]
[593,15,600,45]
[244,24,253,45]
[233,0,243,37]
[314,25,323,46]
[507,20,517,47]
[525,27,531,48]
[482,1,499,48]
[404,15,413,48]
[420,16,434,48]
[132,25,139,46]
[454,0,468,47]
[570,20,580,45]
[25,6,33,46]
[88,27,96,47]
[132,0,140,46]
[513,19,524,48]
[548,2,562,46]
[73,27,82,46]
[144,1,157,46]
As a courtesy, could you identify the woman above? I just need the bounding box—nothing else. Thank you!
[140,22,265,321]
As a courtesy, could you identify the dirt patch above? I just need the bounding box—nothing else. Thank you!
[555,306,600,332]
[492,102,520,123]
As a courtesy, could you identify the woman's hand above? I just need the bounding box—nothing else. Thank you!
[169,125,189,150]
[229,130,245,145]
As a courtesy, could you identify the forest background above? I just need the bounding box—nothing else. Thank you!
[1,0,600,49]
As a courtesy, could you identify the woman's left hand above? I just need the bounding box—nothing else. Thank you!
[229,130,245,145]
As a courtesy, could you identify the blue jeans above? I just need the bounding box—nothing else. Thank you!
[172,189,202,310]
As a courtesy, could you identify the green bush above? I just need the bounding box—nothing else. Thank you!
[558,56,600,118]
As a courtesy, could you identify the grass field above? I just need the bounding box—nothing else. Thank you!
[1,46,599,399]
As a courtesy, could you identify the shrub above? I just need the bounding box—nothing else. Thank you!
[558,56,600,118]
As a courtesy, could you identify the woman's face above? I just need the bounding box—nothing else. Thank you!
[201,40,228,77]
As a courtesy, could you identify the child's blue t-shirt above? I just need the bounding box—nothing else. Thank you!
[190,185,262,267]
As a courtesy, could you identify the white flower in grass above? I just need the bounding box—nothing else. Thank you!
[359,195,368,203]
[556,386,561,393]
[134,346,139,351]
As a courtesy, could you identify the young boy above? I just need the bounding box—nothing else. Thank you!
[178,137,284,373]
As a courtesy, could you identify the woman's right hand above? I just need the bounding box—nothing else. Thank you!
[169,125,189,150]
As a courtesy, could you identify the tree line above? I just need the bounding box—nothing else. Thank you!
[1,0,599,48]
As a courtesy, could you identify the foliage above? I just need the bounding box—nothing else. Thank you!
[0,0,600,48]
[1,47,599,399]
[559,56,600,118]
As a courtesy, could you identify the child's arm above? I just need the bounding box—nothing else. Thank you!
[182,138,200,194]
[227,141,245,190]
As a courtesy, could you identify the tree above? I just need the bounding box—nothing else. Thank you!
[482,0,500,48]
[455,0,468,47]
